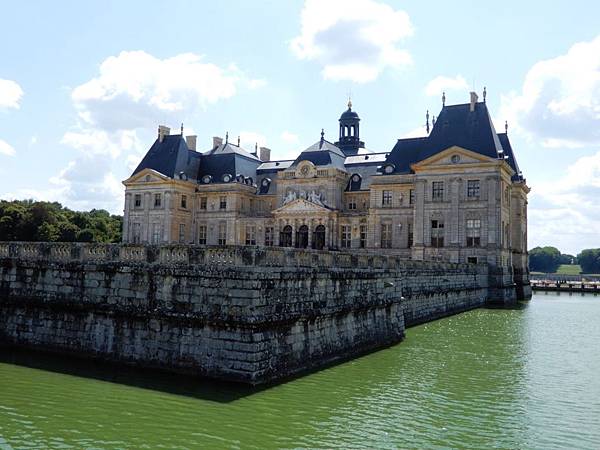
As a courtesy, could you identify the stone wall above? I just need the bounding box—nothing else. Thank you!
[1,243,490,384]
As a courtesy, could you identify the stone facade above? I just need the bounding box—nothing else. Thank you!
[0,242,490,384]
[121,95,530,300]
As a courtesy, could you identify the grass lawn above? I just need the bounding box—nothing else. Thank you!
[556,264,582,275]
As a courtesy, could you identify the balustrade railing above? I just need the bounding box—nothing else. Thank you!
[0,241,480,272]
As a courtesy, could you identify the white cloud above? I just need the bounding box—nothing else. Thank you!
[500,35,600,147]
[0,79,23,109]
[61,128,142,159]
[72,50,265,132]
[290,0,413,83]
[528,150,600,254]
[281,131,300,144]
[0,139,15,156]
[425,75,468,97]
[237,131,267,153]
[400,126,428,139]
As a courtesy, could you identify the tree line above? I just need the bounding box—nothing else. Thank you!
[529,246,600,274]
[0,200,122,243]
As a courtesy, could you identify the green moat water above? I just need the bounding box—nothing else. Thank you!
[1,292,599,449]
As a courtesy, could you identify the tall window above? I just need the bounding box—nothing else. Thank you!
[245,225,256,245]
[180,195,187,209]
[132,223,141,243]
[466,219,481,247]
[359,224,367,248]
[341,225,351,248]
[380,223,392,248]
[134,194,142,208]
[280,225,292,247]
[409,189,415,205]
[219,196,227,210]
[264,226,274,246]
[382,190,392,207]
[178,224,186,243]
[348,198,357,210]
[198,224,207,245]
[151,223,162,244]
[432,182,444,201]
[407,223,413,248]
[467,180,480,198]
[218,222,227,245]
[154,193,162,208]
[200,197,207,210]
[431,220,444,247]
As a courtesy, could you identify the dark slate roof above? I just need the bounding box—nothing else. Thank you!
[497,133,523,181]
[385,102,506,174]
[256,160,294,173]
[203,142,261,161]
[131,135,200,180]
[291,139,346,169]
[340,108,360,121]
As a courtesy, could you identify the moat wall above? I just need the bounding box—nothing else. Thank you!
[0,243,493,384]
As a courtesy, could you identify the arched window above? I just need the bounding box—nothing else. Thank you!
[313,225,326,250]
[280,225,292,247]
[296,225,309,249]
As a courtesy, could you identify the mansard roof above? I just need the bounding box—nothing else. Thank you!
[290,138,346,170]
[385,102,511,174]
[204,142,261,161]
[132,134,201,180]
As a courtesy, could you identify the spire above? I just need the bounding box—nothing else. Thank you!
[237,135,240,146]
[505,120,508,134]
[225,132,229,144]
[321,128,325,141]
[180,123,184,134]
[442,91,446,107]
[483,86,487,103]
[426,110,430,134]
[348,98,352,110]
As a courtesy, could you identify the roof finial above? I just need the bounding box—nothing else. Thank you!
[237,135,240,146]
[442,91,446,107]
[483,86,487,103]
[432,115,436,126]
[225,132,229,144]
[505,120,508,134]
[426,110,430,134]
[321,128,325,141]
[255,142,258,153]
[181,123,184,134]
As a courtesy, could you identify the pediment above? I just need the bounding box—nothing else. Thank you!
[272,198,332,215]
[123,168,171,185]
[411,146,497,171]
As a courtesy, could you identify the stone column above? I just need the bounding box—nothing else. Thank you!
[122,192,131,243]
[143,192,151,243]
[164,191,172,243]
[450,178,460,245]
[411,179,426,260]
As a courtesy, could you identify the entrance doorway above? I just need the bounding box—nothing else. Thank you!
[313,225,326,250]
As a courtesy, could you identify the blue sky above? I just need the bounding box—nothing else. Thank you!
[1,0,599,254]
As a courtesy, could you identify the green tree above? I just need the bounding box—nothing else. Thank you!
[529,246,562,273]
[577,249,600,274]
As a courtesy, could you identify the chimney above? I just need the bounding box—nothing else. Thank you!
[469,92,479,112]
[158,125,170,143]
[186,135,197,151]
[259,146,271,162]
[212,136,223,148]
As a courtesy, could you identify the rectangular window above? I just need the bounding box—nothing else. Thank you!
[154,193,162,208]
[132,223,141,243]
[134,194,142,208]
[200,197,207,210]
[409,189,415,205]
[380,223,392,248]
[178,223,186,243]
[466,219,481,247]
[245,225,256,245]
[467,180,480,198]
[180,194,187,209]
[348,198,357,210]
[198,224,207,245]
[264,226,274,246]
[359,224,367,248]
[341,225,352,248]
[151,223,162,244]
[218,222,227,245]
[407,223,413,248]
[382,190,392,207]
[431,219,444,247]
[219,196,227,210]
[432,182,444,201]
[467,256,478,264]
